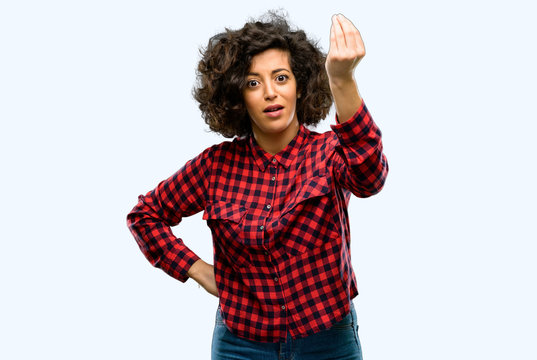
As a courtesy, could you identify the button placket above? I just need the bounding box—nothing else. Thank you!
[265,161,286,319]
[261,166,277,235]
[267,166,277,212]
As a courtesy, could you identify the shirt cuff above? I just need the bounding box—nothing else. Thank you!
[330,100,377,144]
[161,242,201,283]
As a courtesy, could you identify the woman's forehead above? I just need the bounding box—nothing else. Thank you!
[249,49,292,73]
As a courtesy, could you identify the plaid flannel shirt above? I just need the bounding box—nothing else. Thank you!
[127,101,388,342]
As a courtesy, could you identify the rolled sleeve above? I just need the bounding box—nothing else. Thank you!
[126,146,214,282]
[329,101,389,198]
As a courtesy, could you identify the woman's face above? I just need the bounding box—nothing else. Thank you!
[243,48,299,140]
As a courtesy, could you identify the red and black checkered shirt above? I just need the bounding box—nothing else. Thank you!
[127,101,388,342]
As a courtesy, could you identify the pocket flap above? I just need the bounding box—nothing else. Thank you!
[202,201,247,222]
[281,175,330,216]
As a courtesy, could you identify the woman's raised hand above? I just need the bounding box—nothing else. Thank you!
[325,14,365,83]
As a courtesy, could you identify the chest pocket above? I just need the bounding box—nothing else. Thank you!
[202,201,247,223]
[202,201,251,267]
[281,174,331,216]
[277,174,334,256]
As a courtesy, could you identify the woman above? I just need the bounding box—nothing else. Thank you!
[127,12,388,359]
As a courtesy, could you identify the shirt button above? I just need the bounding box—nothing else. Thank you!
[281,305,286,310]
[274,277,278,282]
[271,176,276,181]
[264,251,269,255]
[272,158,277,163]
[259,225,264,230]
[266,204,271,209]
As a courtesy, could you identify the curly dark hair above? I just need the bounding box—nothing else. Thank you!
[193,11,333,138]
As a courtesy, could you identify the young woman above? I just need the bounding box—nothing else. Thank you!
[127,12,388,359]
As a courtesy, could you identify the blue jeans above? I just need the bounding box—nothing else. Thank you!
[211,303,363,360]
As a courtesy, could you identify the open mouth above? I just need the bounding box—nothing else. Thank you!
[264,105,284,113]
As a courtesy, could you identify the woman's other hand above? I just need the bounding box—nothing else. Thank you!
[188,259,219,297]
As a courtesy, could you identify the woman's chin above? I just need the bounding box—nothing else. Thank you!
[261,119,292,134]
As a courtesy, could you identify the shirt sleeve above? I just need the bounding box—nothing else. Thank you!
[329,101,389,198]
[126,145,214,282]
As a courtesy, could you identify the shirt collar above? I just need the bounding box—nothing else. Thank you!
[248,124,309,172]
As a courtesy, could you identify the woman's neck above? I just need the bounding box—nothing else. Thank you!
[252,121,300,155]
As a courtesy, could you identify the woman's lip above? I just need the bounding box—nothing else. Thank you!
[264,109,284,118]
[264,104,283,112]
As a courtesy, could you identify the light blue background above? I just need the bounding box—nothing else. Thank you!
[1,1,536,359]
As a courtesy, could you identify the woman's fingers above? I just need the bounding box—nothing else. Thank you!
[336,14,365,56]
[326,14,366,80]
[336,14,353,49]
[329,15,340,55]
[329,16,337,52]
[334,14,347,51]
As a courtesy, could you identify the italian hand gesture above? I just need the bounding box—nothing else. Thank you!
[325,14,365,82]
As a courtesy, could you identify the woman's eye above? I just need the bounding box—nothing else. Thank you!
[276,75,288,82]
[247,80,259,88]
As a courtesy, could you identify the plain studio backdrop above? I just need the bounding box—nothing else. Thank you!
[1,0,535,359]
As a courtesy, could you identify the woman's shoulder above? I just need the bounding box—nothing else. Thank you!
[194,136,249,160]
[304,126,339,150]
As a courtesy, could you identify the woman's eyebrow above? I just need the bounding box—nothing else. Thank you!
[247,68,291,76]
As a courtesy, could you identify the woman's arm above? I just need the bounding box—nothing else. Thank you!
[187,259,218,297]
[325,14,365,123]
[126,146,214,286]
[326,14,388,197]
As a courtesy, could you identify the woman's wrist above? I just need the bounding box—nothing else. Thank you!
[188,259,218,297]
[187,259,206,281]
[328,74,357,93]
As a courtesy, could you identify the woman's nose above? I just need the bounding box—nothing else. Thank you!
[264,83,277,100]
